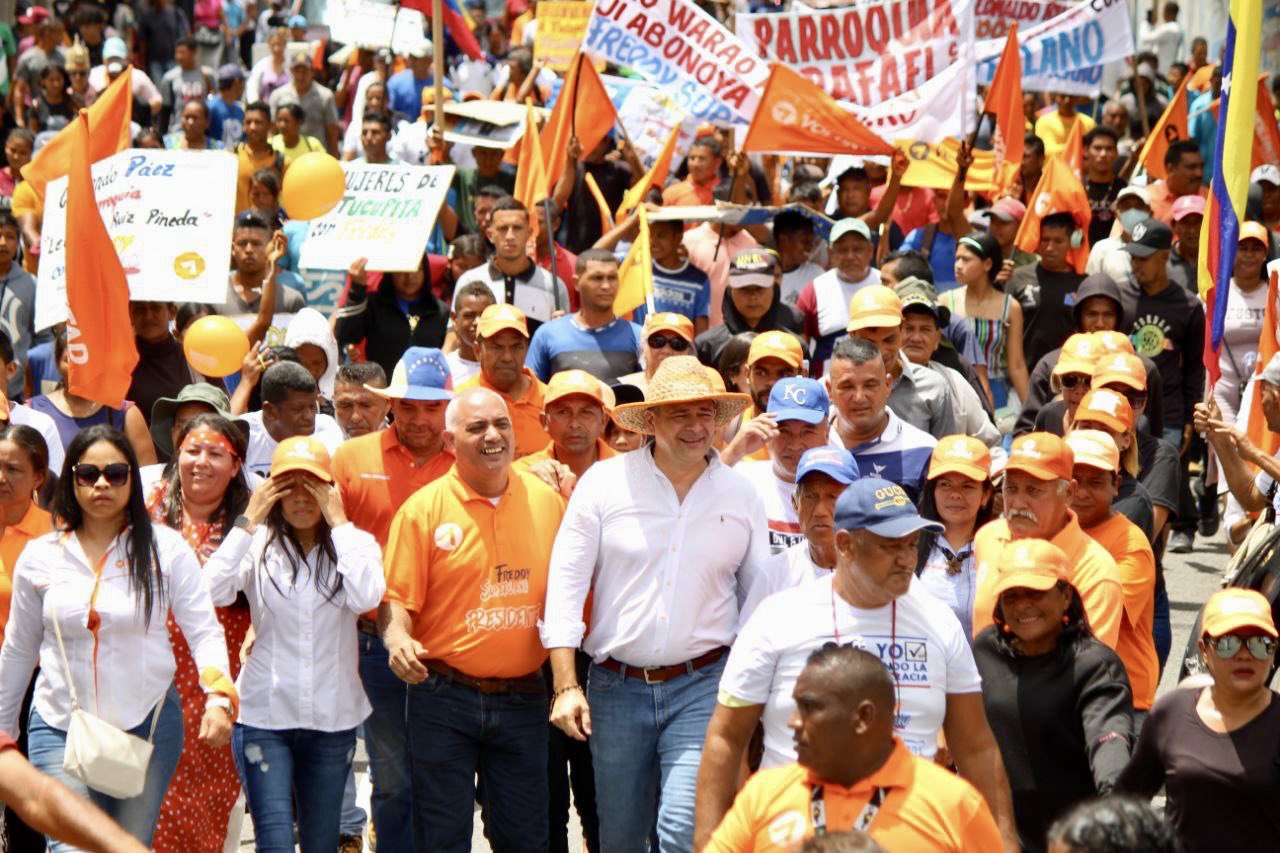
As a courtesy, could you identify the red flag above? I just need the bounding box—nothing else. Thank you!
[1015,154,1093,274]
[1246,268,1280,459]
[22,67,132,201]
[541,51,618,188]
[65,112,137,408]
[741,64,893,157]
[1136,75,1190,182]
[987,24,1024,192]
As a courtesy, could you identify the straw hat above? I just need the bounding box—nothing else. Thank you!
[611,356,749,434]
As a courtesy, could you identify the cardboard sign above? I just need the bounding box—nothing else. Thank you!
[536,2,596,71]
[324,0,429,52]
[298,163,455,272]
[36,149,236,330]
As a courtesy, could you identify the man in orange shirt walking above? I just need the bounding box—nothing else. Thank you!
[380,386,566,851]
[457,303,551,459]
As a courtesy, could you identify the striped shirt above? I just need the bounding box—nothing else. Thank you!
[829,409,936,502]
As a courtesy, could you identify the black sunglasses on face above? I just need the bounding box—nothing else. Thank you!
[72,463,131,488]
[1206,633,1278,660]
[1059,374,1090,390]
[647,333,690,352]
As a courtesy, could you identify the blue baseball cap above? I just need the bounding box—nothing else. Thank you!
[834,477,943,538]
[795,446,859,486]
[369,347,453,401]
[766,377,829,425]
[288,14,308,28]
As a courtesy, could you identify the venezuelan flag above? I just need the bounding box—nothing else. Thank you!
[402,0,484,61]
[1200,0,1263,385]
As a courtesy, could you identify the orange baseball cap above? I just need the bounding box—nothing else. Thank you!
[1240,221,1270,247]
[991,538,1070,601]
[747,331,804,369]
[1075,389,1134,433]
[1065,429,1120,473]
[544,369,616,410]
[645,312,695,342]
[846,285,903,332]
[1202,588,1278,638]
[1053,334,1100,378]
[1091,331,1136,356]
[1006,433,1074,481]
[477,303,529,339]
[270,435,333,482]
[1092,352,1147,391]
[927,435,991,482]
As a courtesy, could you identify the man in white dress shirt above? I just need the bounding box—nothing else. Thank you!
[541,356,770,852]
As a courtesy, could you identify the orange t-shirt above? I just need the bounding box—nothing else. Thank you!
[705,740,1002,853]
[515,438,617,496]
[383,465,565,679]
[733,404,771,462]
[1146,180,1207,225]
[662,176,716,208]
[331,426,454,547]
[457,368,550,460]
[972,514,1124,649]
[1084,513,1158,710]
[0,502,52,642]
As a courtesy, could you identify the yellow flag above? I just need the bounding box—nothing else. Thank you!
[615,205,654,316]
[897,139,997,192]
[617,124,679,220]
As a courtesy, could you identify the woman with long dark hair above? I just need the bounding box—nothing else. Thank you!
[0,425,236,849]
[148,413,253,853]
[974,538,1133,853]
[916,435,995,641]
[205,435,383,852]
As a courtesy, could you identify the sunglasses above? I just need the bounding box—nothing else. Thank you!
[73,462,131,488]
[647,333,690,352]
[1205,633,1277,660]
[1115,388,1148,409]
[1059,374,1090,390]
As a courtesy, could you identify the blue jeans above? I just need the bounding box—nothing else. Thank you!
[587,657,725,853]
[358,631,413,852]
[27,686,183,852]
[1153,583,1172,671]
[339,753,367,837]
[407,672,549,853]
[232,724,356,853]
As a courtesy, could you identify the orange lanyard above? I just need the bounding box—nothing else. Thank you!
[82,544,115,698]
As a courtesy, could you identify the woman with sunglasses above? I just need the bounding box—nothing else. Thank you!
[204,436,383,852]
[1117,588,1280,851]
[0,425,236,850]
[1029,333,1097,434]
[147,414,252,853]
[974,538,1133,853]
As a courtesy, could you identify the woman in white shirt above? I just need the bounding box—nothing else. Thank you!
[205,435,384,852]
[0,424,235,851]
[915,435,995,641]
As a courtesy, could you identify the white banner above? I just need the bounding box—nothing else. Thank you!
[298,163,454,272]
[324,0,428,53]
[36,149,236,330]
[839,50,977,143]
[583,0,770,125]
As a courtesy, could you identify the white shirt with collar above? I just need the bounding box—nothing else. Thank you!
[541,446,771,668]
[0,526,232,735]
[238,410,345,478]
[204,523,386,731]
[10,402,64,475]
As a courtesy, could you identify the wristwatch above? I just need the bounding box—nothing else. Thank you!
[233,515,253,532]
[206,695,233,717]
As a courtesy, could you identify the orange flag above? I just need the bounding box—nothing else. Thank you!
[1136,75,1189,182]
[583,171,614,236]
[1253,74,1280,170]
[1246,267,1280,459]
[22,67,132,201]
[1061,117,1084,176]
[1014,154,1093,273]
[515,102,549,210]
[541,51,618,188]
[986,24,1024,193]
[65,111,137,409]
[741,64,893,157]
[617,123,679,220]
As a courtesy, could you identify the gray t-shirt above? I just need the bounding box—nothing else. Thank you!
[268,82,339,145]
[15,45,62,90]
[207,273,306,316]
[160,65,213,130]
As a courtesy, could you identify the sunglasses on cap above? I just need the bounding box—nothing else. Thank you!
[647,333,690,353]
[1059,374,1090,390]
[73,462,131,488]
[1205,633,1278,660]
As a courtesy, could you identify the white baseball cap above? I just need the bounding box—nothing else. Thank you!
[1252,165,1280,187]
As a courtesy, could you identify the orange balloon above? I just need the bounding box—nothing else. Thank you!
[183,316,250,378]
[280,152,347,221]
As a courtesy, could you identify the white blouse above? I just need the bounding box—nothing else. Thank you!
[204,523,385,732]
[0,526,233,734]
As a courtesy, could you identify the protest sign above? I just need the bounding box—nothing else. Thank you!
[536,2,597,71]
[839,52,976,143]
[299,163,455,272]
[974,0,1071,39]
[736,0,975,106]
[36,149,236,330]
[324,0,428,52]
[583,0,770,125]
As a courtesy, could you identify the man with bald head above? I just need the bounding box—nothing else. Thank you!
[381,386,567,850]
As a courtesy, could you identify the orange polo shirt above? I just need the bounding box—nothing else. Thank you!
[0,503,52,642]
[1084,513,1158,710]
[457,368,550,460]
[972,514,1124,650]
[383,465,565,679]
[662,175,716,208]
[331,426,454,547]
[736,404,771,462]
[706,739,1001,853]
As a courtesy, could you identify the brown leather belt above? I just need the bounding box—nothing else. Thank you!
[357,617,379,637]
[424,659,547,696]
[596,646,728,684]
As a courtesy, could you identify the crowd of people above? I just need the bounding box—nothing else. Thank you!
[0,0,1270,852]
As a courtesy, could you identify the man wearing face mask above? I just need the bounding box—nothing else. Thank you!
[1085,187,1153,286]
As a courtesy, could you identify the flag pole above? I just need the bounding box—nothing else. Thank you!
[431,0,445,131]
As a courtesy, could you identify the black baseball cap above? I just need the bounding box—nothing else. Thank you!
[1122,218,1173,258]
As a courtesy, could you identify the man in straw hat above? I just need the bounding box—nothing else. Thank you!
[330,347,454,852]
[542,355,771,852]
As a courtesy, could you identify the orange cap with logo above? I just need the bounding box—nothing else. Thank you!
[1065,429,1120,473]
[1091,352,1146,391]
[544,369,616,410]
[991,538,1071,602]
[1202,588,1278,638]
[1053,333,1100,378]
[270,435,333,482]
[747,331,804,369]
[1091,330,1136,356]
[846,285,903,332]
[1006,433,1074,481]
[477,304,530,340]
[645,312,695,342]
[927,435,991,483]
[1075,389,1134,432]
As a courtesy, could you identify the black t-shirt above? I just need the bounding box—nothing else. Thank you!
[560,159,632,253]
[1117,688,1280,853]
[1124,279,1206,429]
[1009,264,1085,375]
[1086,178,1124,246]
